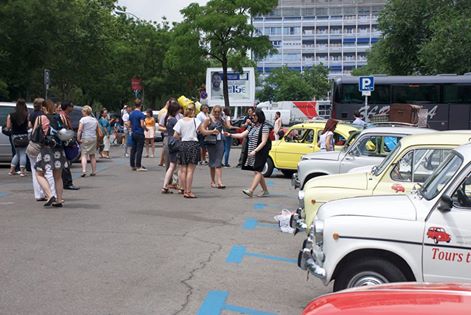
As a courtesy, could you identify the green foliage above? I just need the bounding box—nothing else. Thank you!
[257,65,329,102]
[364,0,471,75]
[180,0,277,106]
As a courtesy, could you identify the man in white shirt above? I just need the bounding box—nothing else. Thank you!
[122,106,132,156]
[352,111,366,127]
[196,105,209,164]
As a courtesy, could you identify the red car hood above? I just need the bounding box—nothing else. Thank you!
[303,283,471,315]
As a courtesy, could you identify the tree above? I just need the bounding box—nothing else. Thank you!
[180,0,277,107]
[360,0,471,75]
[303,64,330,99]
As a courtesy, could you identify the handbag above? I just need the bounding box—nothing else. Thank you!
[12,134,30,147]
[31,116,46,144]
[204,134,217,145]
[168,137,181,153]
[64,141,81,161]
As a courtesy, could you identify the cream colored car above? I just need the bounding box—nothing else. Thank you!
[292,132,471,235]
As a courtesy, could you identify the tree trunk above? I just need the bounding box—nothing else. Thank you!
[221,56,230,108]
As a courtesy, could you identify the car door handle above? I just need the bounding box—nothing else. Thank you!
[345,156,353,161]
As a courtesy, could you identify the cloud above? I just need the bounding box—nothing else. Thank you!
[117,0,208,23]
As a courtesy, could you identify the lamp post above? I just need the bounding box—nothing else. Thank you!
[115,9,142,22]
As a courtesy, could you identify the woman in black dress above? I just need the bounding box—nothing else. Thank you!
[226,109,271,197]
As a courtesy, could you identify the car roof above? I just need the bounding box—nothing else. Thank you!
[360,126,435,135]
[400,131,471,147]
[0,101,33,108]
[291,121,359,130]
[453,143,471,160]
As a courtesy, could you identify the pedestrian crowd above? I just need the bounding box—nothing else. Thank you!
[4,97,275,207]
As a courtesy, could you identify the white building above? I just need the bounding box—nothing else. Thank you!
[253,0,386,76]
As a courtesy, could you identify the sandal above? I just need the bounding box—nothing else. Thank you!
[211,183,217,188]
[52,202,63,208]
[184,192,197,198]
[44,196,56,207]
[80,172,86,177]
[90,173,96,176]
[161,187,173,194]
[217,185,226,189]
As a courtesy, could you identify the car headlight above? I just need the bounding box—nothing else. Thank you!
[313,220,324,246]
[298,190,305,201]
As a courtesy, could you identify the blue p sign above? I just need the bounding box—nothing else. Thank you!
[359,76,375,92]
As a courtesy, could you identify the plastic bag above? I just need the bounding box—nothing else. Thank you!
[274,209,295,234]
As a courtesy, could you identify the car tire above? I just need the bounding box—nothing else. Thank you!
[262,158,274,178]
[281,169,295,178]
[333,258,407,292]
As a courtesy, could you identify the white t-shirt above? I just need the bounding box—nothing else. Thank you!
[319,131,334,152]
[79,116,98,140]
[122,112,129,124]
[173,118,201,142]
[352,117,366,127]
[196,112,208,124]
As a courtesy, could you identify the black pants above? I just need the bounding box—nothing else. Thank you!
[62,161,73,187]
[130,133,145,168]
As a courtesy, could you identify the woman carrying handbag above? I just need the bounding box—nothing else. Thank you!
[6,99,30,176]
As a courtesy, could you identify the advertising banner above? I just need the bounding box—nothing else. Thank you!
[206,67,255,106]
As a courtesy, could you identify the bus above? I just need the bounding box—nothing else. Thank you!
[331,75,471,130]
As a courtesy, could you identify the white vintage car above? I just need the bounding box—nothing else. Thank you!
[292,127,435,190]
[298,142,471,292]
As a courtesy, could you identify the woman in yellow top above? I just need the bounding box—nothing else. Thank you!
[144,109,156,158]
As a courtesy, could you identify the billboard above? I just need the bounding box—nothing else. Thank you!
[206,67,255,106]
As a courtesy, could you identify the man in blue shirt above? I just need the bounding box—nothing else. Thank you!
[129,100,148,171]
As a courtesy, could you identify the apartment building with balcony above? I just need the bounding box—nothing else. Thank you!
[253,0,386,76]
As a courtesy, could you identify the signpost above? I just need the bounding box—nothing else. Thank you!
[44,69,50,99]
[131,77,143,99]
[358,76,375,122]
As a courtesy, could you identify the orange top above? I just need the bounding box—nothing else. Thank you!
[145,117,155,128]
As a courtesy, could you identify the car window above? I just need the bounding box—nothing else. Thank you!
[351,135,402,157]
[451,173,471,208]
[284,128,312,143]
[391,149,451,182]
[0,106,14,126]
[334,132,347,146]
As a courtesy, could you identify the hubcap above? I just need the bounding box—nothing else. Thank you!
[347,271,388,288]
[262,162,268,174]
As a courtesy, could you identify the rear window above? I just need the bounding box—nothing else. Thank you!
[392,84,439,104]
[443,84,471,104]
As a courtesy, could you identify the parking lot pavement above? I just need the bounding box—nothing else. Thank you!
[0,146,331,314]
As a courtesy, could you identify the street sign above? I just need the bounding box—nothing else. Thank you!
[359,76,375,92]
[44,69,50,89]
[131,77,142,91]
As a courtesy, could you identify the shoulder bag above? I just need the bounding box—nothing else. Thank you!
[31,116,46,144]
[12,134,30,147]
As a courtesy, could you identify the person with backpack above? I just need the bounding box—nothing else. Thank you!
[58,101,80,190]
[33,99,68,207]
[226,109,271,198]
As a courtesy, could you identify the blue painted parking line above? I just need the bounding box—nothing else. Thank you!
[243,218,278,230]
[0,192,8,198]
[197,290,276,315]
[253,203,267,211]
[226,245,297,264]
[266,180,274,187]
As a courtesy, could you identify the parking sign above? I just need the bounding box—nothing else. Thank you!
[359,76,375,92]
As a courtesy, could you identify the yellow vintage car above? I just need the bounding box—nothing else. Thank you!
[296,132,471,234]
[263,121,359,177]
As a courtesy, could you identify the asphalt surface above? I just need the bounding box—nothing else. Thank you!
[0,145,331,315]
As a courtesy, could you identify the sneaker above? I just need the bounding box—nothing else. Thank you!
[131,167,137,171]
[224,164,231,168]
[136,167,148,172]
[257,191,270,198]
[242,189,253,198]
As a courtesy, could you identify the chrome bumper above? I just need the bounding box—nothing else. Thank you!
[297,237,327,283]
[291,173,300,189]
[289,208,307,234]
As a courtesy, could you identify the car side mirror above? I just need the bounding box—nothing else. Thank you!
[437,195,453,212]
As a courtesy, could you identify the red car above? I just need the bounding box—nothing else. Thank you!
[427,227,451,244]
[303,283,471,315]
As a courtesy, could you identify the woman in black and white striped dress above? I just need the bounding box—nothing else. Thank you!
[226,109,271,198]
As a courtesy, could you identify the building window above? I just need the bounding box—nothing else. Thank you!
[271,40,282,47]
[284,27,300,35]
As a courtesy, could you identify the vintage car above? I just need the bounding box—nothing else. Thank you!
[263,121,359,177]
[298,143,471,292]
[302,283,471,315]
[292,127,435,189]
[292,132,471,235]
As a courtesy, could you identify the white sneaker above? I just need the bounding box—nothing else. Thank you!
[136,167,147,172]
[125,153,129,157]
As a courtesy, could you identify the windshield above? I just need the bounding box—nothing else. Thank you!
[342,131,361,152]
[374,143,401,176]
[420,153,463,200]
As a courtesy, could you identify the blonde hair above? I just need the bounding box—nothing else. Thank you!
[82,105,93,116]
[44,99,56,115]
[184,103,196,118]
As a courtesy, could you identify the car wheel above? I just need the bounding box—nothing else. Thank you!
[281,169,295,178]
[262,158,274,177]
[333,258,407,292]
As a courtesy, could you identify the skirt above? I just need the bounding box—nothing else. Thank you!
[178,141,200,165]
[81,138,97,156]
[206,140,224,168]
[35,146,68,172]
[145,127,155,139]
